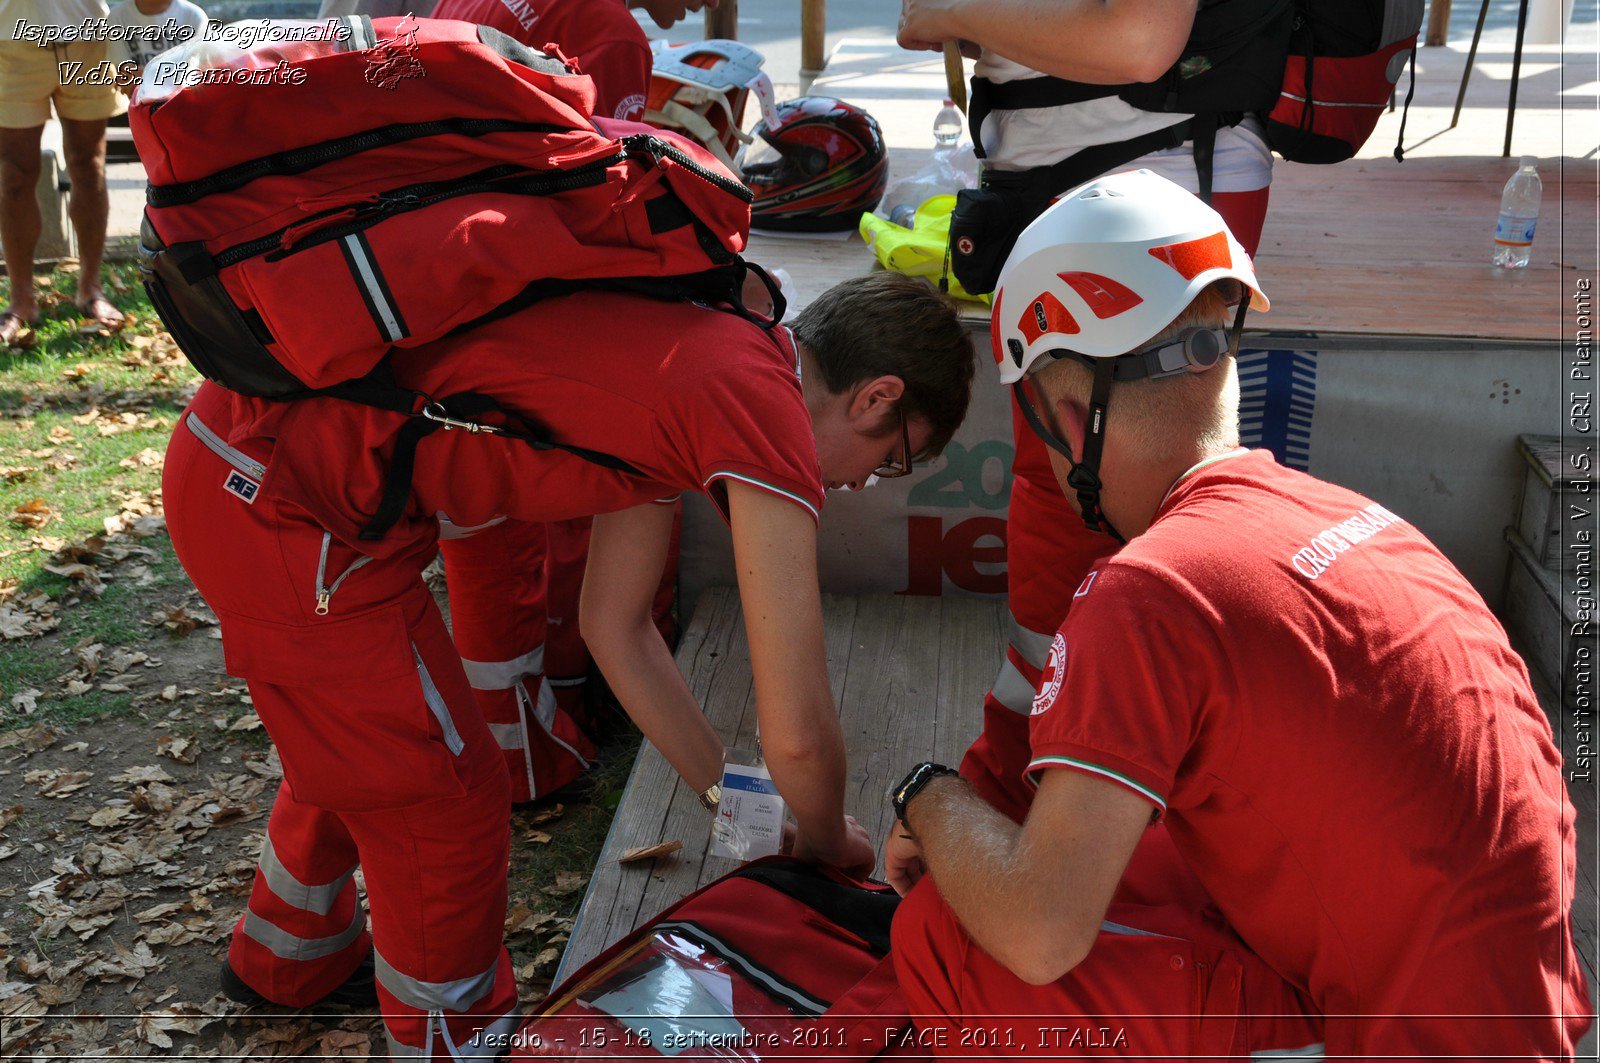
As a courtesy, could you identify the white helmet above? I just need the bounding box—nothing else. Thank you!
[645,39,778,171]
[990,168,1269,385]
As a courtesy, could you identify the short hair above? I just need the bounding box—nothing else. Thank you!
[790,272,974,459]
[1033,281,1240,459]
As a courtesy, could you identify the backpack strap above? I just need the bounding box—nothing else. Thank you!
[310,366,644,542]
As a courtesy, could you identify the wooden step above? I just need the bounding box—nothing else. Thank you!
[1515,434,1596,572]
[1504,526,1596,714]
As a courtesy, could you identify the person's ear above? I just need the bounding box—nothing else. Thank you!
[848,375,905,425]
[1053,393,1090,464]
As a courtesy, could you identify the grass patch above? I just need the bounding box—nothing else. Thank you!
[1,261,197,728]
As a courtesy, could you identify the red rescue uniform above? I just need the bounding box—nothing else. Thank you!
[431,0,651,121]
[164,294,821,1060]
[416,0,666,796]
[1015,449,1588,1057]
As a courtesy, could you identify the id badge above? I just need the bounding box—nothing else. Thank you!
[709,748,784,861]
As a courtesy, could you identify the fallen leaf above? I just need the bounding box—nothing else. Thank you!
[156,735,196,764]
[9,499,56,530]
[9,689,40,715]
[227,714,262,732]
[531,803,564,826]
[524,830,551,845]
[619,840,682,864]
[544,869,588,897]
[111,764,172,785]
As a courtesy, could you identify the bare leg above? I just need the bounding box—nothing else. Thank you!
[59,116,121,327]
[0,123,45,333]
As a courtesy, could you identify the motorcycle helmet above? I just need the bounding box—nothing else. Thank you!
[738,96,888,233]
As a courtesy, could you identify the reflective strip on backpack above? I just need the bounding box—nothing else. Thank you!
[340,231,408,343]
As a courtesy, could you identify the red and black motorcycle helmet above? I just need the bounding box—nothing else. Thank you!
[738,96,888,233]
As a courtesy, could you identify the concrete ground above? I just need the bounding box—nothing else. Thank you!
[44,0,1600,246]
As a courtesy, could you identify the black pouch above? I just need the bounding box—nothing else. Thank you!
[137,215,301,398]
[948,185,1042,297]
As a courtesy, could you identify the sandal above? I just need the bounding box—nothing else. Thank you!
[0,310,37,349]
[75,294,126,333]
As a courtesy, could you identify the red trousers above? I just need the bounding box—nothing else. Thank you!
[439,519,597,804]
[439,509,680,804]
[893,878,1322,1059]
[165,394,520,1060]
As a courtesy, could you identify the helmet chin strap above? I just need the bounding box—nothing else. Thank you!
[1012,358,1124,544]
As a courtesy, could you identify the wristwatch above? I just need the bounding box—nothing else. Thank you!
[892,762,958,830]
[698,783,722,812]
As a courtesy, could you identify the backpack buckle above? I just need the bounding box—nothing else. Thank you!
[420,402,502,435]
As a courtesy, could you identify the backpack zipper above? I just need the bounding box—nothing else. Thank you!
[621,133,754,203]
[212,156,625,268]
[146,118,567,208]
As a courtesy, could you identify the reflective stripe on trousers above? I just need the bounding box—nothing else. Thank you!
[241,904,365,961]
[379,949,522,1060]
[460,645,545,691]
[257,833,356,917]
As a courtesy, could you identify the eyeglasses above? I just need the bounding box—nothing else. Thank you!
[873,409,914,478]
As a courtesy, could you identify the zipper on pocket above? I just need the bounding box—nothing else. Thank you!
[313,531,373,616]
[211,157,622,268]
[621,133,755,202]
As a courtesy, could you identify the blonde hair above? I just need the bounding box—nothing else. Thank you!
[1032,281,1240,460]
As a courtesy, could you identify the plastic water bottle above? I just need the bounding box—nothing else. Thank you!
[933,98,963,147]
[1493,157,1542,270]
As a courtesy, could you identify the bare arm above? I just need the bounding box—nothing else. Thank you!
[904,768,1151,984]
[726,481,873,871]
[582,503,724,794]
[899,0,1198,85]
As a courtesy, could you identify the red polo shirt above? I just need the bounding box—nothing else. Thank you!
[431,0,651,120]
[200,292,823,553]
[1027,448,1590,1058]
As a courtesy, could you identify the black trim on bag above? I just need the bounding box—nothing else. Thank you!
[475,25,572,75]
[146,118,568,208]
[731,863,899,955]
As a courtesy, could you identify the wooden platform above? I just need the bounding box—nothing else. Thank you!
[557,587,998,980]
[755,155,1596,344]
[558,589,1599,1038]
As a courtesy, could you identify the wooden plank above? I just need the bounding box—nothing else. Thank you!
[934,595,1006,765]
[833,594,945,876]
[559,589,1010,975]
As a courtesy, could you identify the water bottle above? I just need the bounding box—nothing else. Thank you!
[1493,157,1542,270]
[933,98,963,147]
[883,100,968,226]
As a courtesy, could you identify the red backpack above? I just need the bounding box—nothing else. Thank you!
[1264,0,1426,163]
[514,858,927,1060]
[133,17,776,536]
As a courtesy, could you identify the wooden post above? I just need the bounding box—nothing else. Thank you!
[1426,0,1452,46]
[705,0,737,40]
[800,0,826,92]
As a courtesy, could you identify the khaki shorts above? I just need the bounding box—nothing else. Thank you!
[0,40,124,129]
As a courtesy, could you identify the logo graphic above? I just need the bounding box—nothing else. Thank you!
[614,93,646,121]
[1032,633,1067,716]
[223,470,260,504]
[955,236,975,256]
[1236,346,1317,471]
[364,17,425,90]
[1073,570,1098,599]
